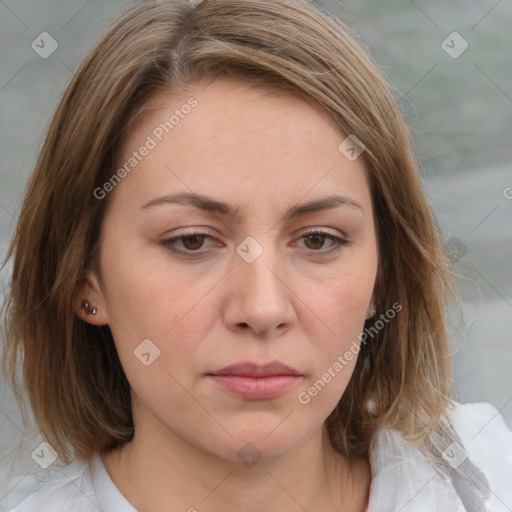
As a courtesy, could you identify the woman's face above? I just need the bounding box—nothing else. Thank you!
[82,77,378,461]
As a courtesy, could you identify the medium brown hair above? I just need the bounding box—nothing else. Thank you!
[2,0,456,465]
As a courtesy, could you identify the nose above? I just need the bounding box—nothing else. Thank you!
[222,242,297,337]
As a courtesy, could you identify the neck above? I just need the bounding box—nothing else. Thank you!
[102,413,369,512]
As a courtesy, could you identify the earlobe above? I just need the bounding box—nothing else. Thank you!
[73,273,109,326]
[80,299,97,316]
[367,272,381,319]
[366,303,377,319]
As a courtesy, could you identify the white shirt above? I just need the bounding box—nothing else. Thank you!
[7,402,512,512]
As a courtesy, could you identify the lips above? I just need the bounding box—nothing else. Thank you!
[209,361,302,377]
[206,361,303,400]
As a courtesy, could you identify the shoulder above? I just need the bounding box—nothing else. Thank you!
[7,456,101,512]
[449,401,512,509]
[449,400,512,451]
[7,453,136,512]
[367,401,512,512]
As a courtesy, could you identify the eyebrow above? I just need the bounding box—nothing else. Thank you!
[140,191,363,219]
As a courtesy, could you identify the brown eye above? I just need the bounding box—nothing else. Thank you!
[296,229,349,255]
[303,233,328,250]
[161,231,217,256]
[181,235,206,251]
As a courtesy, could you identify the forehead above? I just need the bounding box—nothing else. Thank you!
[112,77,372,217]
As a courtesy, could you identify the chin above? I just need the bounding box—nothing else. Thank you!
[200,420,310,464]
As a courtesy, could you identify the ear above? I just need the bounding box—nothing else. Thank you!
[73,271,110,326]
[365,283,380,319]
[365,299,377,320]
[366,263,382,319]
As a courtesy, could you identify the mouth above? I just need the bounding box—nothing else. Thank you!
[206,361,303,400]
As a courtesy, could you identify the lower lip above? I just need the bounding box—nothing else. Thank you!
[207,374,302,400]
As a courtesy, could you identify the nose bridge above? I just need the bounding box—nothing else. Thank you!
[236,234,285,300]
[227,234,294,333]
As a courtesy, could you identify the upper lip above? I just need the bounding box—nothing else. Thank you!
[208,361,302,377]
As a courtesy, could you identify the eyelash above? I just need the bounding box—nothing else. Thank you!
[160,228,349,258]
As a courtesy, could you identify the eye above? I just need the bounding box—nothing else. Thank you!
[160,228,349,258]
[178,234,207,251]
[160,229,219,257]
[295,228,349,254]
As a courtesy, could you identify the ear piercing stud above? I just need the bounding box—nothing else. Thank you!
[81,300,97,315]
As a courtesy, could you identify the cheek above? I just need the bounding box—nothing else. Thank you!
[101,269,218,418]
[303,260,376,344]
[99,230,214,333]
[293,256,377,407]
[97,235,226,390]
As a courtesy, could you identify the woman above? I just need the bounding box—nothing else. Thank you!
[2,0,511,510]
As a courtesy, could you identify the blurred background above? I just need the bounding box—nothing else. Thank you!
[0,0,511,509]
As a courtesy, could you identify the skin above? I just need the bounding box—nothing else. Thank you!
[76,77,378,512]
